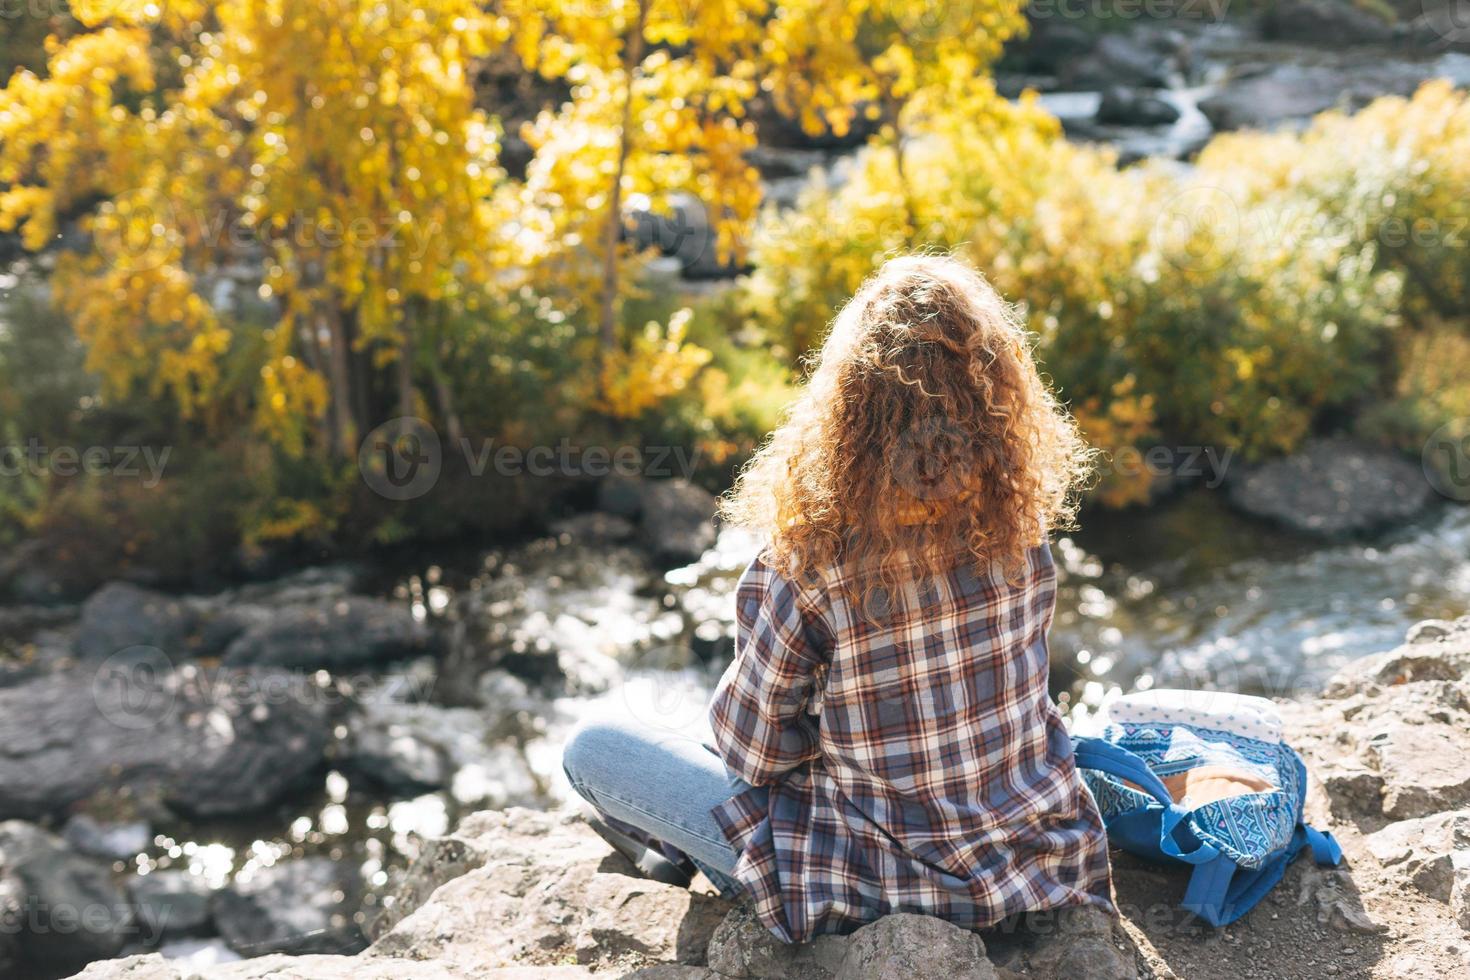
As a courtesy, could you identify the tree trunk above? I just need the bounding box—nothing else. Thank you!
[323,308,356,458]
[596,0,649,361]
[890,101,919,241]
[397,304,417,420]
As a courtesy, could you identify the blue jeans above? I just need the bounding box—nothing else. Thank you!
[561,716,766,898]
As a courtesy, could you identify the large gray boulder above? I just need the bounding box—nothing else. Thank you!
[0,821,133,976]
[1200,55,1470,131]
[128,869,217,943]
[73,582,202,662]
[1226,437,1434,537]
[1262,0,1396,47]
[211,858,365,957]
[0,666,329,820]
[222,596,435,670]
[598,476,719,564]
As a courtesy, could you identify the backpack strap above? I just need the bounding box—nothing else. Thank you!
[1182,821,1340,926]
[1071,735,1218,863]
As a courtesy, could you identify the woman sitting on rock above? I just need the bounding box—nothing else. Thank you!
[563,255,1113,942]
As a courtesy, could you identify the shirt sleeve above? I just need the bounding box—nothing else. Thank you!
[708,558,829,786]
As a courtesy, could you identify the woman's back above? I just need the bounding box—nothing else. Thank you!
[709,544,1110,942]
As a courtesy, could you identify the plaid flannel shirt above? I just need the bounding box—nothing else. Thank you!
[708,542,1112,942]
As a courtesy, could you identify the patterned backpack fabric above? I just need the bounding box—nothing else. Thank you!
[1071,690,1342,926]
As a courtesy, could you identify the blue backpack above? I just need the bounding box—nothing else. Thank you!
[1070,690,1343,926]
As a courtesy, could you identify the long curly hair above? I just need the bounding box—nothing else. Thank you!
[722,254,1094,614]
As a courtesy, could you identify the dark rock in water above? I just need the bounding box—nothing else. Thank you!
[73,582,201,662]
[1096,87,1181,127]
[638,479,719,564]
[1408,7,1470,53]
[1226,437,1434,537]
[0,667,329,820]
[128,869,216,942]
[0,603,77,646]
[62,814,153,861]
[1005,17,1095,76]
[1263,0,1395,47]
[0,820,133,975]
[628,192,743,279]
[0,871,23,978]
[1060,32,1183,90]
[1199,55,1470,131]
[211,857,365,957]
[746,145,829,181]
[221,596,435,670]
[599,475,719,564]
[550,511,637,546]
[597,473,649,519]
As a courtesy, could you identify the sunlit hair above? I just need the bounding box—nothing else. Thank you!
[722,254,1095,615]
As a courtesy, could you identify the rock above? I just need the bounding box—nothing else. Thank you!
[745,146,829,181]
[1365,810,1470,901]
[983,906,1135,980]
[1263,0,1395,47]
[222,596,435,670]
[838,913,996,980]
[548,512,636,546]
[0,603,77,648]
[1364,720,1470,819]
[1200,56,1470,132]
[1060,32,1182,90]
[63,814,153,861]
[628,193,741,279]
[73,582,200,661]
[0,871,24,977]
[1452,853,1470,933]
[211,857,365,957]
[128,869,217,941]
[704,904,848,978]
[597,474,648,519]
[597,476,719,564]
[1295,867,1387,935]
[0,820,133,975]
[638,479,720,564]
[1226,437,1433,537]
[365,809,729,972]
[1096,87,1181,127]
[1323,619,1470,696]
[0,667,329,820]
[1004,18,1095,76]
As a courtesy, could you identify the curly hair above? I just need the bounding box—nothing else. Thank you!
[722,254,1094,615]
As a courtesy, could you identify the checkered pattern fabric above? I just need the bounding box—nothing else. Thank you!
[708,543,1113,942]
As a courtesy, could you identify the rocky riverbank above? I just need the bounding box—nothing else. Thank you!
[54,613,1470,980]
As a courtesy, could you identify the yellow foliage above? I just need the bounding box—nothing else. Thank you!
[596,308,714,418]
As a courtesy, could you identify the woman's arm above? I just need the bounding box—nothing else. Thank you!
[708,559,828,786]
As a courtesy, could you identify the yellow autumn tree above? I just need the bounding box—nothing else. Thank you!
[499,0,766,413]
[1,1,508,457]
[761,0,1028,233]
